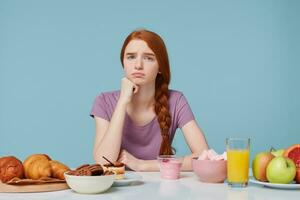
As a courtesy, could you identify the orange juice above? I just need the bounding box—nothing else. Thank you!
[227,149,249,183]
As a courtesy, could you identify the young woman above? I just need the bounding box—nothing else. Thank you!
[90,29,208,171]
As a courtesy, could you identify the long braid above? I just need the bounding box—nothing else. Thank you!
[155,75,173,155]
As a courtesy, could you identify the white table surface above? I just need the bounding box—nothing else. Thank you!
[0,172,300,200]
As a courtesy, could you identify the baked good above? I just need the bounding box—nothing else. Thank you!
[67,164,104,176]
[23,154,52,180]
[103,161,125,180]
[49,160,70,180]
[0,154,71,184]
[0,156,24,183]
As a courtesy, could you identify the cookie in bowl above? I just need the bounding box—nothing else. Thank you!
[64,164,115,194]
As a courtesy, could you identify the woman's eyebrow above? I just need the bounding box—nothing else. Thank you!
[126,52,155,56]
[125,52,136,55]
[143,53,155,56]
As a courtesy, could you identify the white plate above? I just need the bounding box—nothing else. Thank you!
[112,172,142,187]
[249,177,300,189]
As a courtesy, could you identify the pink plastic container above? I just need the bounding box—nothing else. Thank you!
[192,158,227,183]
[158,155,183,180]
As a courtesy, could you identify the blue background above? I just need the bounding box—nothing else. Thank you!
[1,0,299,167]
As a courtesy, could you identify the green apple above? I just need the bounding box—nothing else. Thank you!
[270,147,285,157]
[266,156,296,184]
[252,152,275,182]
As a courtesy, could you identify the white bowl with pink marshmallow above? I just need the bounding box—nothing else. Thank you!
[192,149,227,183]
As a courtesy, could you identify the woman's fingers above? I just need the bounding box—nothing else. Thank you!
[118,150,126,162]
[119,77,138,104]
[118,150,131,164]
[133,84,139,94]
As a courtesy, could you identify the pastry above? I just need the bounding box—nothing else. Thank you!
[23,154,52,180]
[49,160,70,180]
[67,164,104,176]
[0,156,24,183]
[103,161,125,180]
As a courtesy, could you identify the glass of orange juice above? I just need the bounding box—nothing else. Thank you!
[226,138,250,187]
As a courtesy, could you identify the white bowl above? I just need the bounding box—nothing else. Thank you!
[64,172,115,194]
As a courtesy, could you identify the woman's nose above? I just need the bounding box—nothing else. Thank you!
[134,57,143,70]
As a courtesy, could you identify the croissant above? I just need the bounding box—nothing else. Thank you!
[23,154,52,180]
[49,160,70,180]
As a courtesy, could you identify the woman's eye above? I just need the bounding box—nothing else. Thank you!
[144,56,155,61]
[126,55,135,60]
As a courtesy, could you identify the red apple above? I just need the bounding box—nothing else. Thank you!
[252,152,275,182]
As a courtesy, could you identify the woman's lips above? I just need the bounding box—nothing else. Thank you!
[132,72,145,77]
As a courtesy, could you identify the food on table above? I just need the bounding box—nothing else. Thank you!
[0,154,70,184]
[0,156,24,183]
[193,149,227,183]
[295,168,300,183]
[23,154,52,180]
[283,144,300,183]
[22,154,70,180]
[197,149,227,161]
[252,145,300,184]
[49,160,71,180]
[157,155,183,179]
[270,147,285,157]
[266,156,296,184]
[64,164,115,194]
[67,164,114,176]
[252,152,274,182]
[103,162,125,180]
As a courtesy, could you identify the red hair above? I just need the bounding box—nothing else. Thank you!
[120,29,173,155]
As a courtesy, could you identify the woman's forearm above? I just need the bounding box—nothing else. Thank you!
[139,153,199,172]
[139,160,160,171]
[94,100,127,164]
[181,153,199,171]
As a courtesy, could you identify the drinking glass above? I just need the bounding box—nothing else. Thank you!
[226,138,250,187]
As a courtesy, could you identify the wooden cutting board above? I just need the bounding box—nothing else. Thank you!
[0,181,69,193]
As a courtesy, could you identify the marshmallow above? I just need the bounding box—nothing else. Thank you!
[197,149,227,161]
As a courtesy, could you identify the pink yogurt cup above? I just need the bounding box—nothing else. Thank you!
[157,155,183,180]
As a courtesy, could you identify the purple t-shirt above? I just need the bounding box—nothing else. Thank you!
[90,90,195,160]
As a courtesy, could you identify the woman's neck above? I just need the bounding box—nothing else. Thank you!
[130,84,155,110]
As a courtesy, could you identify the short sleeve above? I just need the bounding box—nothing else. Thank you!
[90,93,110,121]
[176,94,195,128]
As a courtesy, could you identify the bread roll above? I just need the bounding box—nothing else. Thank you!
[0,156,24,183]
